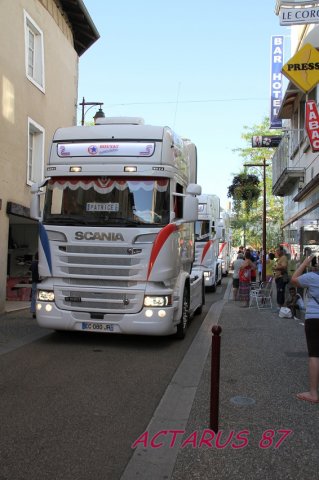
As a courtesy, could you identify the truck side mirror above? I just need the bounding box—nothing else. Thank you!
[30,179,48,220]
[183,195,198,222]
[216,226,223,238]
[186,184,201,196]
[30,193,41,220]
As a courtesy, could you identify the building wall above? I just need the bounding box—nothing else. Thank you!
[0,0,79,312]
[277,20,319,259]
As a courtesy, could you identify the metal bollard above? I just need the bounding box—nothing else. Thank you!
[210,325,222,433]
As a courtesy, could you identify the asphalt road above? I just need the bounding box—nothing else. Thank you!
[0,282,227,480]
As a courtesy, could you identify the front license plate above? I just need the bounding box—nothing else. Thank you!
[81,322,114,332]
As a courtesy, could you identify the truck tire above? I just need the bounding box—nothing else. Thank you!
[195,280,205,315]
[175,287,190,339]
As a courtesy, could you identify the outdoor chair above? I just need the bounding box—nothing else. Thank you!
[249,277,273,309]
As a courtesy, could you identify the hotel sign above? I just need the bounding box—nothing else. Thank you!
[279,6,319,26]
[282,43,319,93]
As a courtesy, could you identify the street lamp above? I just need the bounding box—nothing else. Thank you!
[244,158,269,282]
[79,97,105,125]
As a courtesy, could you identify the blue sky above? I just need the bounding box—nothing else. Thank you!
[78,1,290,208]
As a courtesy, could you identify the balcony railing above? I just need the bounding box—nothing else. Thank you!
[272,129,305,196]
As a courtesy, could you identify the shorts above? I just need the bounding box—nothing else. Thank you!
[304,318,319,357]
[232,278,239,288]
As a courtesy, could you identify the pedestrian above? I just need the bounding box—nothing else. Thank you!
[247,248,257,283]
[288,253,297,279]
[274,246,289,309]
[291,255,319,403]
[232,253,245,301]
[238,250,256,307]
[256,253,262,283]
[285,286,304,319]
[30,252,39,319]
[266,252,275,281]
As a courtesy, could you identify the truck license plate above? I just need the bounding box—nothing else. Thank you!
[81,322,114,332]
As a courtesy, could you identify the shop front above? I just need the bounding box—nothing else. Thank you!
[283,204,319,264]
[6,202,38,304]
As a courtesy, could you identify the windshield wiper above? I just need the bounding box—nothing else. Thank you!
[44,216,91,225]
[105,217,142,226]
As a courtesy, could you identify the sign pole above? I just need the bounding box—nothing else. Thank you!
[262,158,267,283]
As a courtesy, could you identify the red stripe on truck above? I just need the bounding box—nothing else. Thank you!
[219,241,227,256]
[201,240,213,263]
[147,223,178,280]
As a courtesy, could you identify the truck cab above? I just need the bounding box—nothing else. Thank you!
[193,194,222,292]
[30,118,203,338]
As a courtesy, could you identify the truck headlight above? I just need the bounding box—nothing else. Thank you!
[38,290,55,302]
[144,295,172,307]
[204,271,212,277]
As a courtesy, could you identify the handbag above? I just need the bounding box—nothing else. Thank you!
[279,306,293,318]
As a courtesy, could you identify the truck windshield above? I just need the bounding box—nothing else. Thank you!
[195,220,210,242]
[43,176,170,226]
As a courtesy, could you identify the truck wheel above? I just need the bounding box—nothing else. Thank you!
[176,287,190,339]
[206,281,216,293]
[195,281,205,315]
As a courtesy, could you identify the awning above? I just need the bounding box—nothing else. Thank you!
[278,81,300,119]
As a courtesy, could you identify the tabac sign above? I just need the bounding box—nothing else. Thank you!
[282,43,319,93]
[305,100,319,151]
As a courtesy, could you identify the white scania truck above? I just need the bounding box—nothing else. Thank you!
[218,210,232,277]
[30,117,203,338]
[193,194,222,292]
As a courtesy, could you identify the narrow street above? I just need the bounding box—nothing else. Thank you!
[0,284,226,480]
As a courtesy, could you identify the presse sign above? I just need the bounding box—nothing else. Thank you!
[281,43,319,93]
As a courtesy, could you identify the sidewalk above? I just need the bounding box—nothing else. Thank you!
[0,304,47,355]
[123,279,318,480]
[171,287,318,480]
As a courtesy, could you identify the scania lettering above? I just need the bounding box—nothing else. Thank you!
[193,194,222,292]
[74,232,124,241]
[30,117,203,338]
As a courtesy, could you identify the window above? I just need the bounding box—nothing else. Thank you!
[173,183,184,219]
[24,11,45,91]
[43,177,170,227]
[27,118,44,185]
[195,220,210,242]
